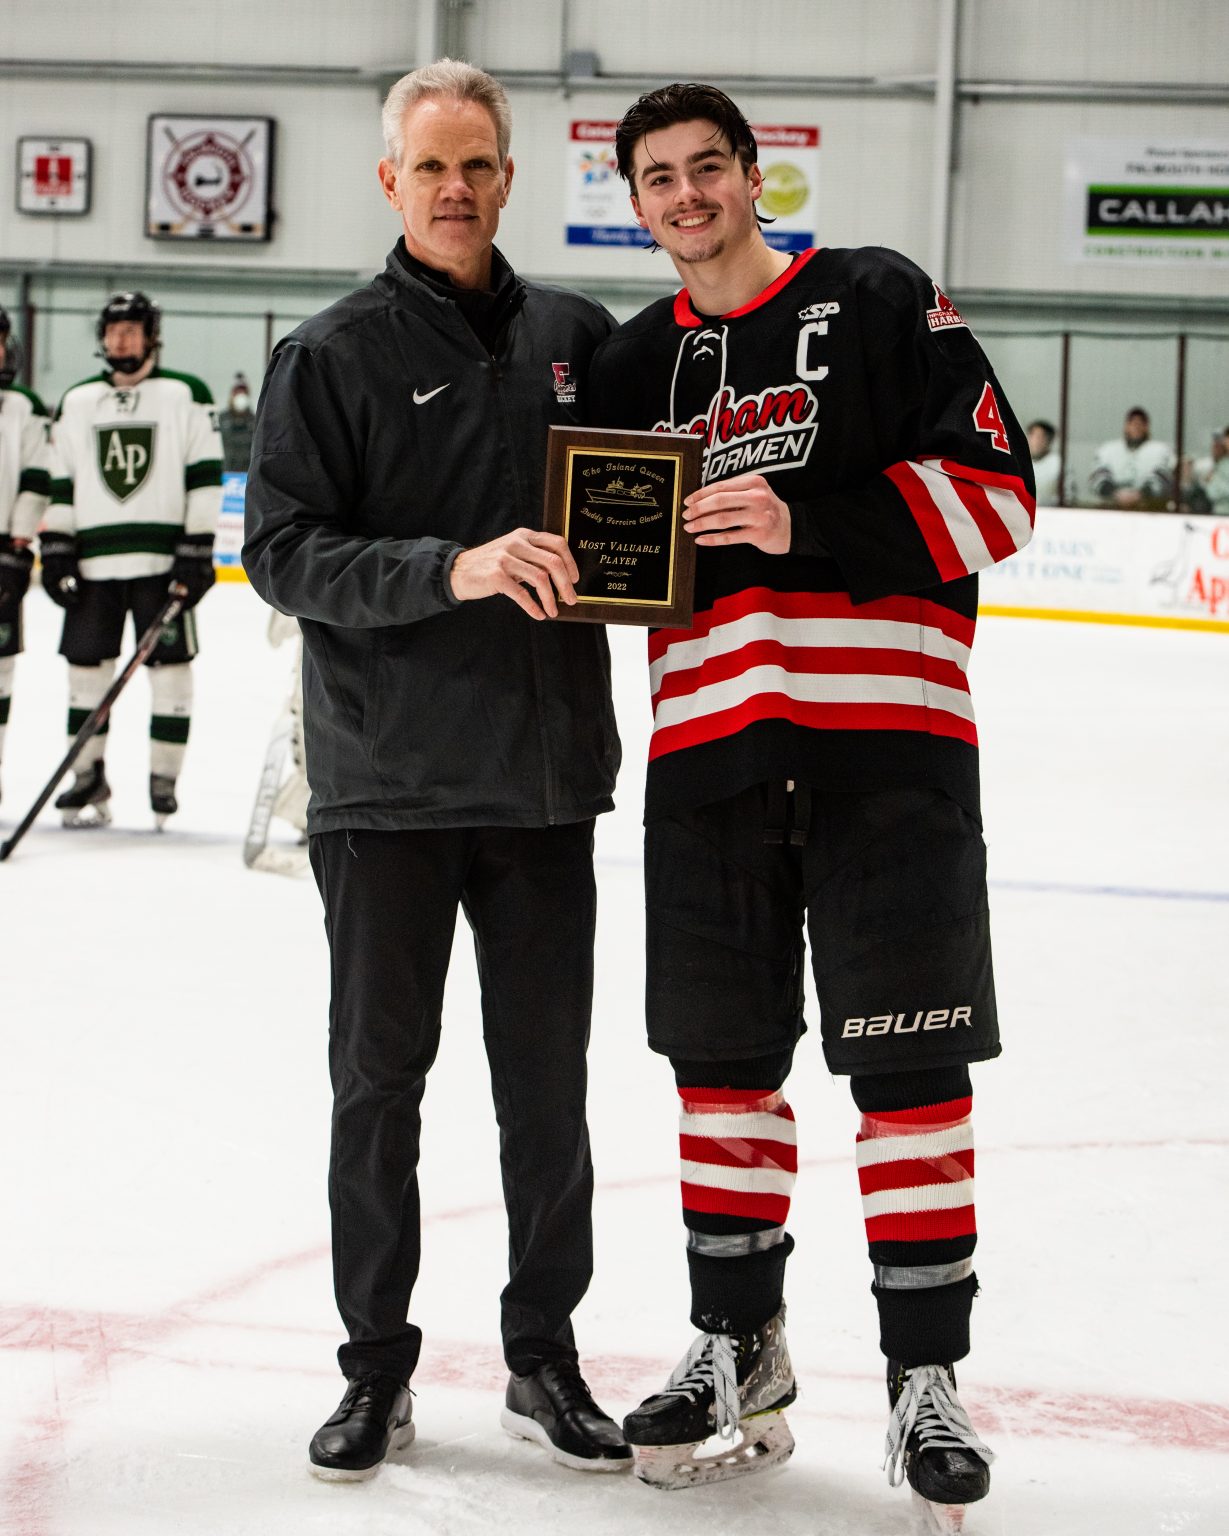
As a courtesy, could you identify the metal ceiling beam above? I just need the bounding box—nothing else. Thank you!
[3,58,1227,106]
[930,0,960,286]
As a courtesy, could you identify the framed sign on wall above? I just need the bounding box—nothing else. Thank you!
[17,137,92,215]
[145,115,275,242]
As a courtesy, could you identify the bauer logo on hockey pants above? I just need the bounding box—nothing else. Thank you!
[842,1006,973,1038]
[96,425,155,502]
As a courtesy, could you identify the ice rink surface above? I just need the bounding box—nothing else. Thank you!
[1,581,1226,1536]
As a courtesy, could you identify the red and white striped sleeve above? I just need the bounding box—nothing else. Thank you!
[794,254,1036,604]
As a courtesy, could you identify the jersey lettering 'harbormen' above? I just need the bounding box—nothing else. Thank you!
[591,246,1036,822]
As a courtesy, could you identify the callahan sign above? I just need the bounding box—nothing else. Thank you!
[1065,138,1229,265]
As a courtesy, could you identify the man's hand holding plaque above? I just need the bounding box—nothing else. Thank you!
[450,528,580,621]
[542,426,704,626]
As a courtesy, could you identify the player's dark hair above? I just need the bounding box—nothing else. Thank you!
[1026,419,1056,445]
[1125,406,1149,422]
[614,82,759,187]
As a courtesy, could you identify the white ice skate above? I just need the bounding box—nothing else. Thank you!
[623,1309,796,1490]
[885,1362,994,1534]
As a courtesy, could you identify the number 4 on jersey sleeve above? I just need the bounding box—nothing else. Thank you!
[973,383,1010,454]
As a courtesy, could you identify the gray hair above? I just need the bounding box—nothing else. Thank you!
[381,58,512,164]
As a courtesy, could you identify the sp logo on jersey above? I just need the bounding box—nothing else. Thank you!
[96,425,155,502]
[551,363,577,405]
[926,283,967,334]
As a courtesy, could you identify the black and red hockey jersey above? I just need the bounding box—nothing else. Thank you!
[589,245,1035,823]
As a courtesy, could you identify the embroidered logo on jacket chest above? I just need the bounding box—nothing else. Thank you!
[551,362,577,405]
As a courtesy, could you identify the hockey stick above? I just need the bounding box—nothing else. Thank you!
[242,707,308,874]
[0,584,188,862]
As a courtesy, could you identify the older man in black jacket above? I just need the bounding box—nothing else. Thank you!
[244,59,627,1482]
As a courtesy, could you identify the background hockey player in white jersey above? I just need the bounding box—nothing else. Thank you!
[42,293,222,826]
[591,84,1035,1530]
[0,308,51,804]
[1089,405,1175,510]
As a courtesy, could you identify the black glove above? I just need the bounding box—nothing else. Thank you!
[38,532,82,608]
[169,535,216,611]
[0,537,34,615]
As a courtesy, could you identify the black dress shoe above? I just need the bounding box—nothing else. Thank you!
[501,1359,632,1472]
[308,1372,415,1481]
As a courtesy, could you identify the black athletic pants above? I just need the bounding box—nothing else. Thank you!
[310,821,598,1383]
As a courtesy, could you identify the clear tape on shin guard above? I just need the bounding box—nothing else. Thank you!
[856,1100,975,1247]
[679,1088,798,1228]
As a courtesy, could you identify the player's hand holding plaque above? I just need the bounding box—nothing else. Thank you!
[542,426,703,626]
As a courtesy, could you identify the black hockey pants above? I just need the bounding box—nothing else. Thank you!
[310,822,598,1383]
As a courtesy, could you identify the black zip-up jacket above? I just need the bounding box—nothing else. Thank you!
[243,242,621,833]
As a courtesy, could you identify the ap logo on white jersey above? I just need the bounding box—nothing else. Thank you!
[96,425,155,502]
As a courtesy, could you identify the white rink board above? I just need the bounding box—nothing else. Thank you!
[980,507,1229,629]
[0,583,1226,1535]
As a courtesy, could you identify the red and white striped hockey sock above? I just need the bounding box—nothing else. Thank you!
[678,1087,797,1254]
[856,1095,975,1260]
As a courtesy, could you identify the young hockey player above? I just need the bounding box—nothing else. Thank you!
[0,308,51,802]
[591,84,1034,1529]
[43,293,221,826]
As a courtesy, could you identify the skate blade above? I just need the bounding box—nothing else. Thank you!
[61,803,112,828]
[500,1407,632,1473]
[632,1411,794,1490]
[911,1488,967,1534]
[307,1420,415,1482]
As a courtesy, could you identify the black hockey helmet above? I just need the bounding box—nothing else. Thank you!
[96,291,160,345]
[0,306,22,388]
[96,291,161,374]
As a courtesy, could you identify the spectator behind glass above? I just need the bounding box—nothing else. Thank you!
[1089,407,1175,510]
[1180,427,1229,515]
[218,372,255,473]
[1026,419,1063,506]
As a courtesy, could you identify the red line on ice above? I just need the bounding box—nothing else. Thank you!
[3,1143,1227,1531]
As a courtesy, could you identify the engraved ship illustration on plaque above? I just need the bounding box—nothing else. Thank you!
[583,477,657,507]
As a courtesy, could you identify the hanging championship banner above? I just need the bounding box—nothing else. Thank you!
[565,120,820,251]
[146,115,275,242]
[1064,138,1229,266]
[17,137,92,216]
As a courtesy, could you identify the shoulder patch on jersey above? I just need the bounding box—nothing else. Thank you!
[155,368,214,405]
[926,283,967,333]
